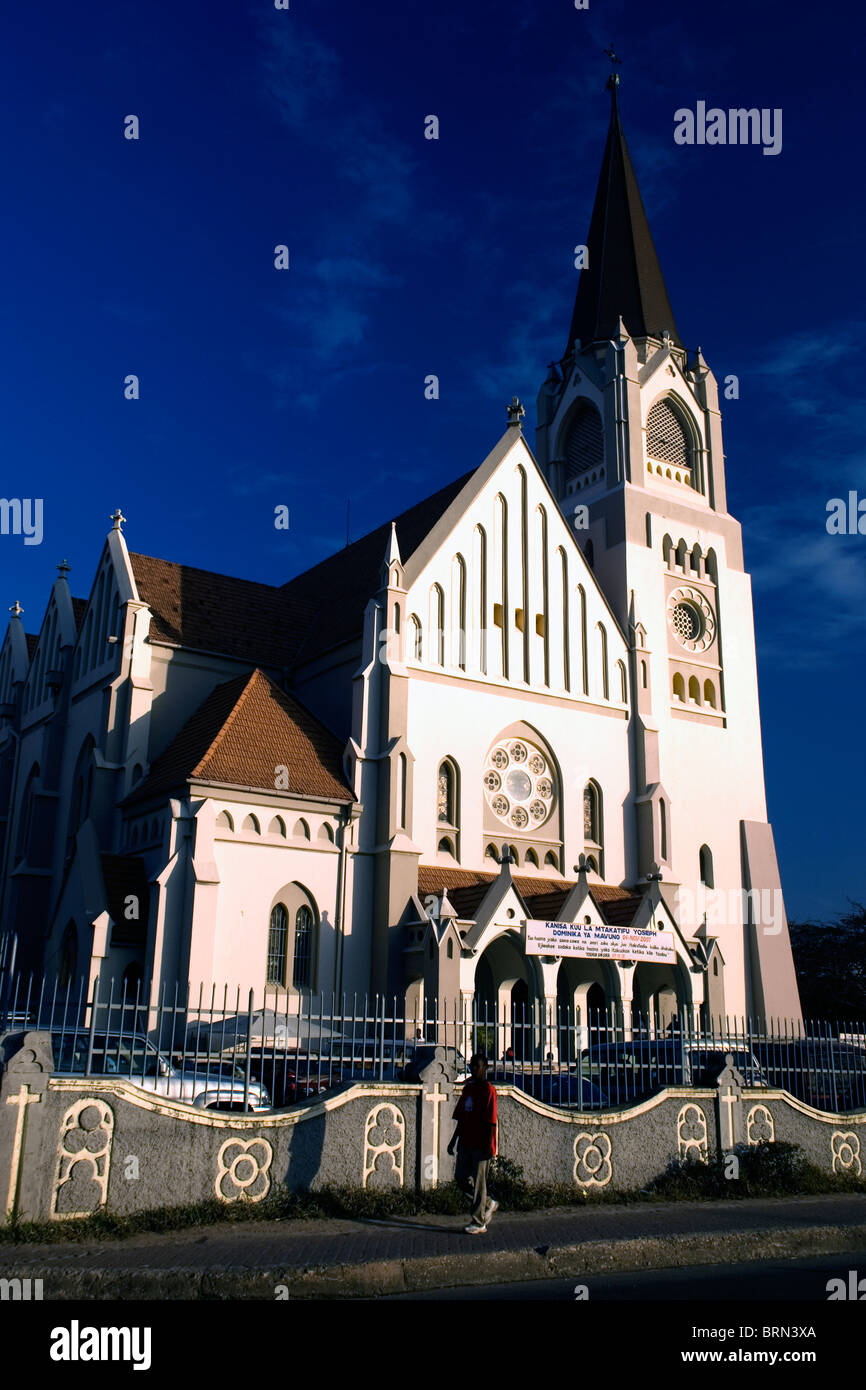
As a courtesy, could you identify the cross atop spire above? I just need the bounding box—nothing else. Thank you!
[506,396,525,429]
[566,77,682,353]
[111,508,126,532]
[57,559,70,579]
[9,601,23,619]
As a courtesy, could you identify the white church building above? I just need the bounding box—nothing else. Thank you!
[0,80,803,1033]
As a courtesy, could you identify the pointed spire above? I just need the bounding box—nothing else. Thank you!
[384,520,401,568]
[568,81,682,352]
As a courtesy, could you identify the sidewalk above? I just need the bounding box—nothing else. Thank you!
[2,1194,865,1299]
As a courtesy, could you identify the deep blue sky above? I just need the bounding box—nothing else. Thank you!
[1,0,863,920]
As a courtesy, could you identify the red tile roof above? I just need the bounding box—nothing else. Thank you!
[127,669,354,805]
[128,553,309,668]
[128,471,473,671]
[416,866,642,926]
[278,470,474,663]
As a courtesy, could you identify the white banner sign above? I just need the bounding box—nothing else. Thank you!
[525,919,676,964]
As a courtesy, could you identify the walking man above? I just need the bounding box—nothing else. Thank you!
[447,1051,498,1234]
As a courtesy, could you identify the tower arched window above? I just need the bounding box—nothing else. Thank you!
[397,752,407,829]
[409,614,422,661]
[293,905,313,989]
[659,800,668,862]
[563,402,604,483]
[267,904,289,986]
[699,845,714,889]
[646,398,695,484]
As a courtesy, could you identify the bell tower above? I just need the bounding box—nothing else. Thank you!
[536,71,802,1023]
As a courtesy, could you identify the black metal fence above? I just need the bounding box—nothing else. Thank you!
[1,968,864,1114]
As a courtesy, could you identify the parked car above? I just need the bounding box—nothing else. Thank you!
[753,1038,866,1111]
[50,1031,271,1111]
[490,1067,609,1109]
[579,1039,767,1101]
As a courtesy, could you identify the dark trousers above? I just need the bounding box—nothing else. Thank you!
[455,1145,493,1225]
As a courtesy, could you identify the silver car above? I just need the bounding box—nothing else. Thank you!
[51,1031,271,1111]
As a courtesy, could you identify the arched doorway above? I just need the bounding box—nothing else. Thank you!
[511,979,530,1061]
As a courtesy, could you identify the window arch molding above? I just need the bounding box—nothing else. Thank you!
[266,884,319,994]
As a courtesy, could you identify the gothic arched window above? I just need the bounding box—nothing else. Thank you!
[564,402,604,482]
[437,758,459,859]
[699,845,714,889]
[410,614,423,661]
[646,398,698,487]
[583,782,601,845]
[267,904,289,986]
[293,905,313,989]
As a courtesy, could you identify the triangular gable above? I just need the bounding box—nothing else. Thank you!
[402,427,630,654]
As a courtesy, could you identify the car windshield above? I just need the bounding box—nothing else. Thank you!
[53,1033,164,1077]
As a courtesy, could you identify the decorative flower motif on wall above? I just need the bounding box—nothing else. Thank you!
[51,1098,114,1219]
[677,1103,708,1163]
[363,1103,405,1189]
[573,1130,612,1186]
[746,1104,775,1146]
[830,1131,862,1177]
[214,1136,273,1203]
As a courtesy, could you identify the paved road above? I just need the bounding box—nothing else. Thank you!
[377,1249,866,1299]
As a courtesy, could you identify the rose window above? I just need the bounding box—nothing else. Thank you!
[483,740,556,829]
[671,602,701,643]
[666,586,716,654]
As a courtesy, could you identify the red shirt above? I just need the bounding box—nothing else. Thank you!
[453,1080,497,1153]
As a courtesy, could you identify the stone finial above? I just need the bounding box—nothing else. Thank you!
[506,396,525,428]
[110,508,126,532]
[9,600,23,619]
[56,559,71,579]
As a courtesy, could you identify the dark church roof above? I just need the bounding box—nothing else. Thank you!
[568,81,682,351]
[126,668,354,805]
[278,469,475,664]
[128,468,474,671]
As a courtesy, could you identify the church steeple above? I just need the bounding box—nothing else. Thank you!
[567,75,681,353]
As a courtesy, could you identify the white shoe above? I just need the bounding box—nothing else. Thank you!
[465,1222,487,1234]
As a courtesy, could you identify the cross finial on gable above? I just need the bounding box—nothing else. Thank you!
[57,559,70,578]
[9,601,23,619]
[506,397,525,429]
[111,508,126,532]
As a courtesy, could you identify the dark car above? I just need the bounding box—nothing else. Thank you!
[491,1067,608,1110]
[580,1039,766,1103]
[753,1038,866,1111]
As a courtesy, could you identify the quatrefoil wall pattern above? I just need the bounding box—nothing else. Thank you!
[214,1137,273,1203]
[746,1104,775,1146]
[830,1131,862,1177]
[51,1098,114,1219]
[573,1130,613,1186]
[677,1103,708,1162]
[363,1103,405,1188]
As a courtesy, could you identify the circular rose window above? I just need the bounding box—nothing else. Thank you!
[483,739,555,829]
[666,586,716,653]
